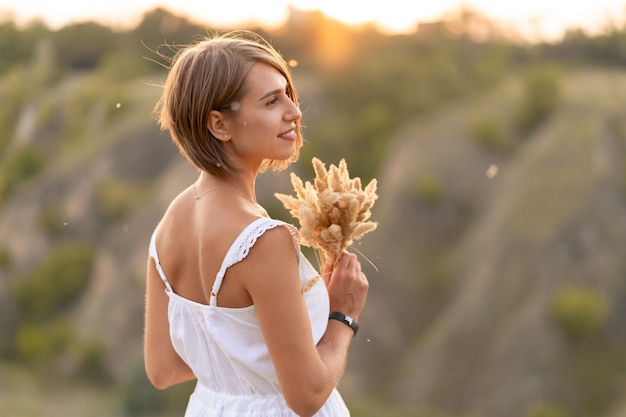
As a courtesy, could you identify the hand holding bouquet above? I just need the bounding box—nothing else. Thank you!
[275,158,378,266]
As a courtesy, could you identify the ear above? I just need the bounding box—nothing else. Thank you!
[207,110,232,142]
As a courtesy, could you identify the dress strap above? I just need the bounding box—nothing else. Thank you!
[210,218,298,306]
[149,230,173,293]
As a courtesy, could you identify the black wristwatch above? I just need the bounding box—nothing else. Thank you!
[329,311,359,337]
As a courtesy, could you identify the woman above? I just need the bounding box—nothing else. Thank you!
[144,31,369,417]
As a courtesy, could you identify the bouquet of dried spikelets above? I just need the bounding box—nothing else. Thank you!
[275,157,378,266]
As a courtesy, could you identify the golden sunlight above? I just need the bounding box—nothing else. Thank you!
[289,0,463,33]
[1,0,625,40]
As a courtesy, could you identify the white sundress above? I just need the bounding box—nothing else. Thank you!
[148,217,350,417]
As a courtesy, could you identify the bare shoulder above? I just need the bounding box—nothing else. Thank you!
[250,223,298,257]
[156,187,194,229]
[230,223,300,286]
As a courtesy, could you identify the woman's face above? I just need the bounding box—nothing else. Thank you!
[225,62,302,170]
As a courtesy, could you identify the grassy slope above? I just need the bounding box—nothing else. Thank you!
[344,69,626,417]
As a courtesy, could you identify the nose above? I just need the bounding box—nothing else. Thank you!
[285,100,302,122]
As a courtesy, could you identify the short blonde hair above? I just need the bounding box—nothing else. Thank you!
[154,31,302,176]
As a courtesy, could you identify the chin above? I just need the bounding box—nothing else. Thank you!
[274,146,296,161]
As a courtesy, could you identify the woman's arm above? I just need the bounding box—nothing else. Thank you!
[236,226,368,417]
[144,257,195,389]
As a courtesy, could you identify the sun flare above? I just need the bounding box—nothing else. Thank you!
[288,0,463,33]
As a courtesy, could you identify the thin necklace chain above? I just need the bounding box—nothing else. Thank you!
[193,182,259,206]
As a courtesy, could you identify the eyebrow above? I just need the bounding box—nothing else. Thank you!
[258,83,288,102]
[258,89,282,101]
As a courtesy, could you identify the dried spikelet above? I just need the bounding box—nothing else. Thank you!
[351,222,378,240]
[313,158,329,193]
[274,157,379,266]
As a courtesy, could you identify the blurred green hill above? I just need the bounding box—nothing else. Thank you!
[1,6,626,417]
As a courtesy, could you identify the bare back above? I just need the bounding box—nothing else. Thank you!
[153,185,269,308]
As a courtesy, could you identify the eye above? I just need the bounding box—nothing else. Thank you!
[267,97,279,105]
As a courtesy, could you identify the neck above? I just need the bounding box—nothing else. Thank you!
[197,171,257,200]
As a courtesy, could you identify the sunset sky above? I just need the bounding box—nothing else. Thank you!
[0,0,624,40]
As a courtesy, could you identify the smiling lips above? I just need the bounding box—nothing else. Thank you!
[279,129,297,141]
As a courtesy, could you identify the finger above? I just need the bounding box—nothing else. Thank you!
[338,251,350,265]
[351,255,362,273]
[342,252,356,269]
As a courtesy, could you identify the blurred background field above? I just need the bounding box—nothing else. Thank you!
[2,3,626,417]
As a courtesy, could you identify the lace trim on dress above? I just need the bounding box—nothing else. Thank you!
[227,219,296,269]
[302,275,321,293]
[210,218,299,306]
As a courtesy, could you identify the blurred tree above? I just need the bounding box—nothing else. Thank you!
[132,7,212,64]
[52,22,116,70]
[11,240,95,320]
[515,64,562,133]
[0,145,45,206]
[552,285,610,344]
[14,317,72,363]
[0,19,46,73]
